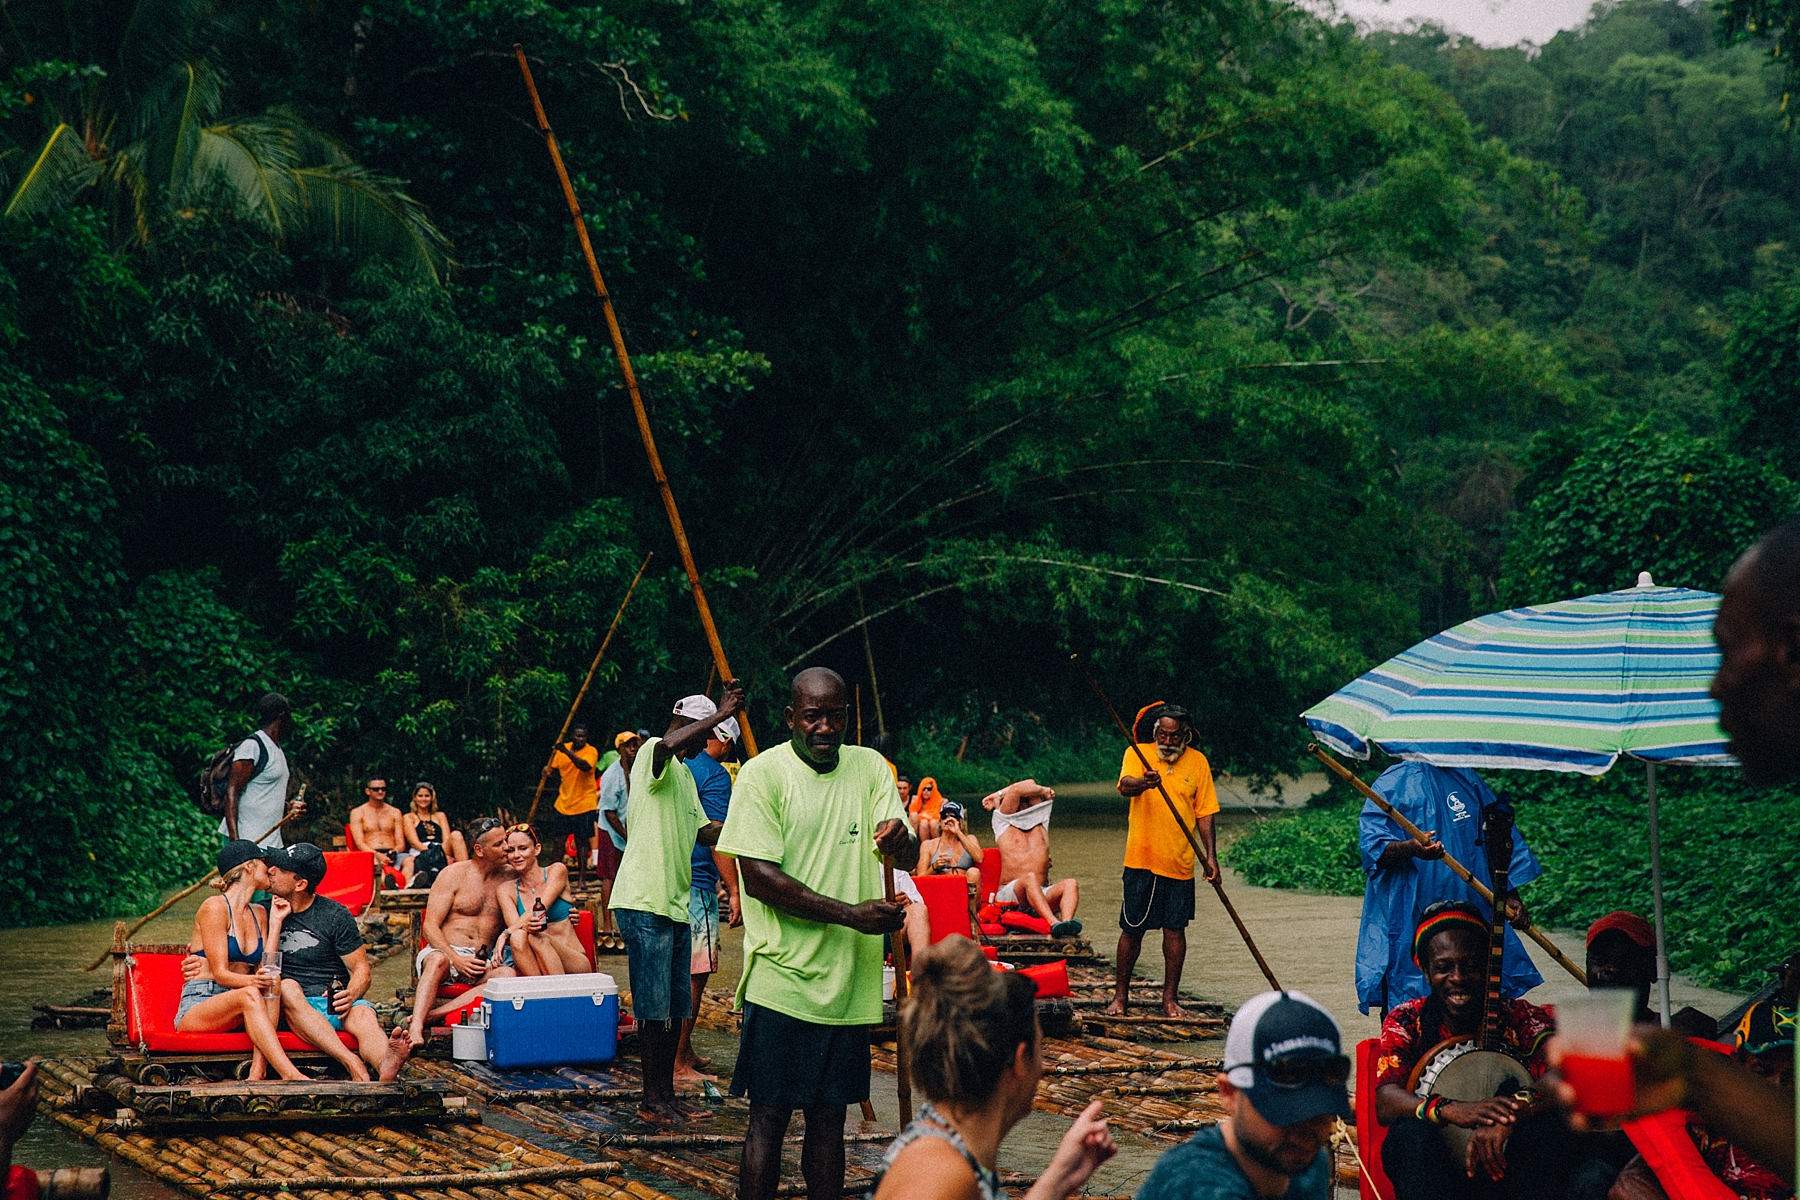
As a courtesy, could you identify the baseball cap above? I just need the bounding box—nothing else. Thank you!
[614,730,642,750]
[264,842,329,887]
[1586,911,1654,949]
[940,800,967,821]
[713,717,741,744]
[1223,990,1352,1126]
[674,695,718,720]
[217,840,268,874]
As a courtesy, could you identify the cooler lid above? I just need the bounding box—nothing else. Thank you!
[484,972,618,1002]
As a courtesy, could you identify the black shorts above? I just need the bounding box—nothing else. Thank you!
[542,810,597,843]
[728,1002,870,1109]
[1119,867,1195,932]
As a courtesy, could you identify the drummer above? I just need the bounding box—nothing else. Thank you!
[1375,902,1569,1199]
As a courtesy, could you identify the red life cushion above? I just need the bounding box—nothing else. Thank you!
[979,922,1006,937]
[1000,910,1052,935]
[911,875,973,944]
[318,852,376,916]
[123,951,358,1054]
[980,849,1002,905]
[1356,1038,1395,1200]
[977,904,1003,924]
[1016,960,1071,998]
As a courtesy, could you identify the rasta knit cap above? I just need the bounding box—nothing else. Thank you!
[1412,901,1488,967]
[1132,701,1195,744]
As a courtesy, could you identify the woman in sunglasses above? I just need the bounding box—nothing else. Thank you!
[498,824,589,975]
[869,935,1116,1200]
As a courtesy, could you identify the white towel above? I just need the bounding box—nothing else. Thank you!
[990,798,1053,835]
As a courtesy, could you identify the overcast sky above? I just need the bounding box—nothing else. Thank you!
[1316,0,1602,46]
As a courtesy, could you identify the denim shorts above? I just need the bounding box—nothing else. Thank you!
[176,979,227,1027]
[616,908,692,1023]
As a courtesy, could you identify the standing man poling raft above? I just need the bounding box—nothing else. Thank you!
[1108,702,1218,1018]
[718,667,918,1200]
[1357,762,1541,1016]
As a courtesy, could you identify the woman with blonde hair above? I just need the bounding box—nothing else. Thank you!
[404,782,469,865]
[498,824,590,975]
[869,935,1116,1199]
[176,840,305,1080]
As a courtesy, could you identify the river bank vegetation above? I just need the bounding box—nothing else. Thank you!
[2,0,1797,932]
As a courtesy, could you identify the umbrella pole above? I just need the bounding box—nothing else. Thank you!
[1645,762,1671,1027]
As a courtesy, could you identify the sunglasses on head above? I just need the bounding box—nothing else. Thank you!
[1260,1054,1351,1090]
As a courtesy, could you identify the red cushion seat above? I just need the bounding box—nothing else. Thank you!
[911,874,973,943]
[123,951,358,1054]
[318,852,376,916]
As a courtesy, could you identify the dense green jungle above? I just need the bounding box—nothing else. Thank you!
[0,0,1796,984]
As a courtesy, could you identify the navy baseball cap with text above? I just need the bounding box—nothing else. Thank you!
[1222,990,1353,1126]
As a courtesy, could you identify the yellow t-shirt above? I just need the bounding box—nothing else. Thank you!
[1118,744,1218,880]
[551,743,601,815]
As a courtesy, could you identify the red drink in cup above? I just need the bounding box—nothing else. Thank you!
[1557,989,1637,1118]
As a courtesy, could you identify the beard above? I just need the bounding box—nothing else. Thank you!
[1156,741,1184,764]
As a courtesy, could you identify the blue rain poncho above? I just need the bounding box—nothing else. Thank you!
[1356,762,1543,1014]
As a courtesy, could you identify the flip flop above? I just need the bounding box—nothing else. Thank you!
[1051,920,1083,937]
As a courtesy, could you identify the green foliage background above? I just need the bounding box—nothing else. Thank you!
[0,0,1798,943]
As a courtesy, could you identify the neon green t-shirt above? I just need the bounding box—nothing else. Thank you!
[717,742,907,1026]
[610,738,707,923]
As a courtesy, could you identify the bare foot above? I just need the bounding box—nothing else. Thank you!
[378,1027,415,1082]
[637,1101,685,1126]
[1102,997,1128,1017]
[1162,1001,1190,1019]
[345,1058,372,1082]
[672,1098,713,1120]
[674,1062,719,1084]
[406,1022,426,1049]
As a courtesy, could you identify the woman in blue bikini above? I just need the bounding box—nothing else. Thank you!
[500,824,590,974]
[176,840,307,1079]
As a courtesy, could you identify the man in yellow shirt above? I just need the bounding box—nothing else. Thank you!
[541,724,600,887]
[1108,702,1219,1019]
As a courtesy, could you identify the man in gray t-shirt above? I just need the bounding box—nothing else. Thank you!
[220,692,303,848]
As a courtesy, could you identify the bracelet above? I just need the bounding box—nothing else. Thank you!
[1421,1096,1446,1124]
[1414,1098,1430,1122]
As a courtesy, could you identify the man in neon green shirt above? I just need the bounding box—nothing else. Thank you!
[718,666,918,1200]
[613,680,744,1126]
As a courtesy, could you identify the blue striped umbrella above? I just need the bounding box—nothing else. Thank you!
[1301,575,1734,1023]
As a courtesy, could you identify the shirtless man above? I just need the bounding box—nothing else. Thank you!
[984,779,1081,937]
[406,817,519,1046]
[349,777,410,883]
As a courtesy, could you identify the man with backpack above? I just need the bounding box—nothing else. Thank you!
[220,693,304,847]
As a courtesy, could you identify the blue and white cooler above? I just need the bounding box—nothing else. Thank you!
[483,973,620,1069]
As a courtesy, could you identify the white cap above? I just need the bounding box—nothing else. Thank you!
[714,717,741,744]
[1636,571,1655,588]
[673,695,717,720]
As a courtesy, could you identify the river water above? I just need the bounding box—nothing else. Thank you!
[1,804,1745,1198]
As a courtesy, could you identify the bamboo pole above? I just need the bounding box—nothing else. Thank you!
[1073,658,1281,989]
[85,804,295,971]
[526,551,654,822]
[512,45,757,758]
[1305,743,1588,986]
[212,1165,625,1193]
[882,857,912,1124]
[855,685,863,745]
[856,585,886,738]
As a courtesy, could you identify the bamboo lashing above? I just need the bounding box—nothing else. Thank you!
[512,45,757,758]
[85,800,297,971]
[1073,657,1281,989]
[210,1165,625,1192]
[882,856,913,1124]
[525,551,654,822]
[1305,743,1588,986]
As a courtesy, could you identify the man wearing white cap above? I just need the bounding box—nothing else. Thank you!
[1136,990,1349,1200]
[670,693,741,1082]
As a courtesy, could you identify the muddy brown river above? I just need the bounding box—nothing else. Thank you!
[0,804,1744,1198]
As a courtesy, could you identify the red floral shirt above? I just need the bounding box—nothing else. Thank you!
[1374,996,1555,1092]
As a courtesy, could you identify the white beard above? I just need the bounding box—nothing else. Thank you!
[1156,743,1184,764]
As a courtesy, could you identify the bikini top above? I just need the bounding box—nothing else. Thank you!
[866,1103,1003,1200]
[516,868,574,923]
[191,895,265,967]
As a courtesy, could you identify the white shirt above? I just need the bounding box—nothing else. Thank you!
[219,731,289,848]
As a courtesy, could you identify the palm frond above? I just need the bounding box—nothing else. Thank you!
[136,59,222,195]
[189,119,300,235]
[3,124,101,220]
[292,164,451,284]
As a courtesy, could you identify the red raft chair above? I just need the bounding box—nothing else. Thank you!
[1354,1038,1396,1200]
[979,849,1002,906]
[318,851,377,916]
[343,826,405,889]
[121,950,358,1055]
[911,875,974,944]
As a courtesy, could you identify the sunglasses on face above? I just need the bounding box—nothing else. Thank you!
[1260,1054,1351,1090]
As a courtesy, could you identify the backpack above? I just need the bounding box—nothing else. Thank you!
[199,732,270,817]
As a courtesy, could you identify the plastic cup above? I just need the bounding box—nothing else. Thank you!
[260,950,283,981]
[1557,988,1637,1117]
